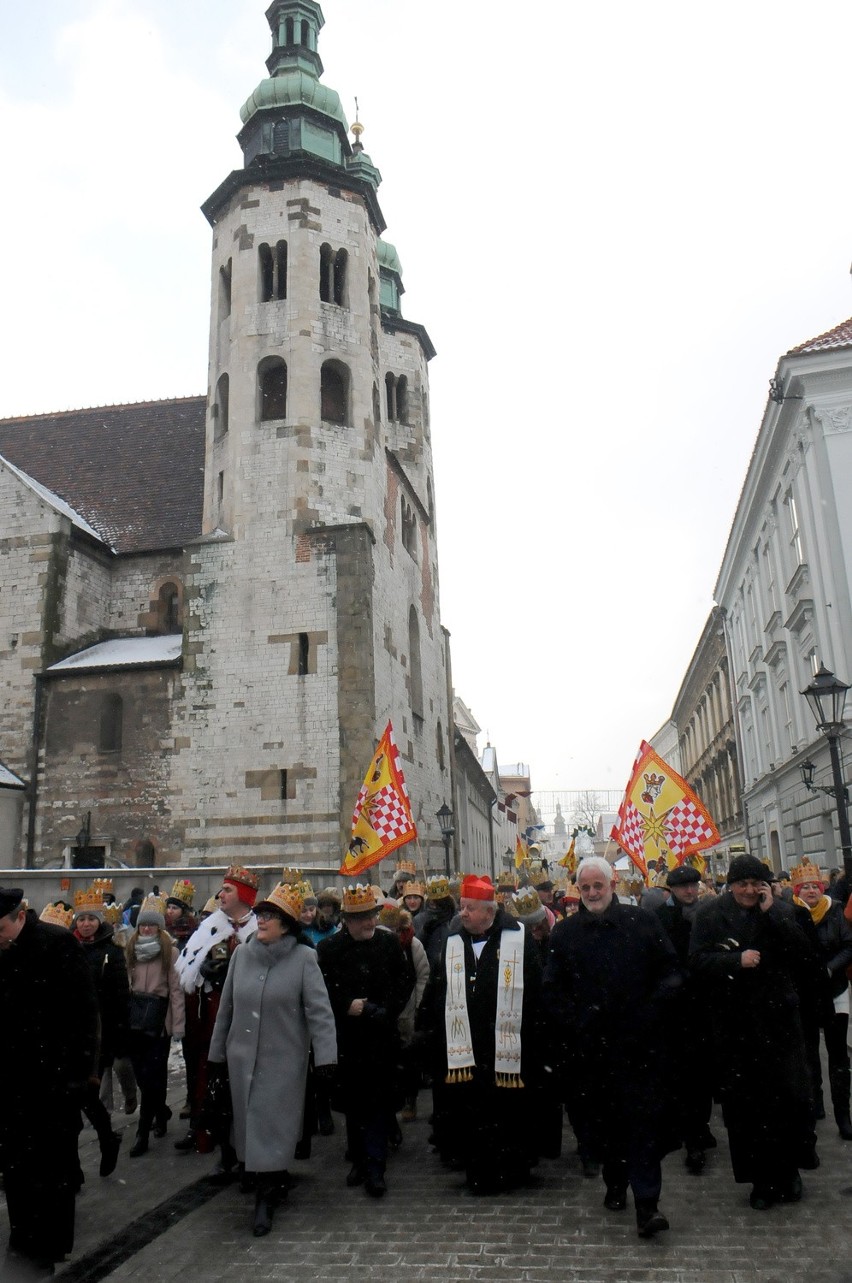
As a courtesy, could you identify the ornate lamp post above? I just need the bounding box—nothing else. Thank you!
[800,665,852,883]
[436,801,454,878]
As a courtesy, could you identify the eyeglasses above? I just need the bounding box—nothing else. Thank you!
[256,910,280,922]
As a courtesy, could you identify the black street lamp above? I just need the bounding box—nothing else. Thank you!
[801,665,852,883]
[436,801,454,878]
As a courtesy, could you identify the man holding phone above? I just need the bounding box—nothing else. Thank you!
[690,854,817,1211]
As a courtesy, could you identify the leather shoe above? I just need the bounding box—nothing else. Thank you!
[749,1185,775,1210]
[365,1171,387,1198]
[129,1135,148,1158]
[603,1187,627,1211]
[174,1131,197,1152]
[776,1174,803,1203]
[346,1165,365,1187]
[636,1203,669,1238]
[99,1131,121,1177]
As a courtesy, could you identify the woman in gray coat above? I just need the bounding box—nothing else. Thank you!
[209,881,337,1236]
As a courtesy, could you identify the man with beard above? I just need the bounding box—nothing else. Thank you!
[418,874,542,1194]
[655,864,717,1173]
[0,888,99,1278]
[689,853,815,1210]
[543,857,681,1238]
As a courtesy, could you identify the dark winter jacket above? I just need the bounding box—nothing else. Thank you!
[76,921,131,1064]
[808,899,852,1000]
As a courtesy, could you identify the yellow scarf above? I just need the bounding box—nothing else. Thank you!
[794,893,832,925]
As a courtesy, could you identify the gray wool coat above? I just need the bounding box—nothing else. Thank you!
[209,933,337,1172]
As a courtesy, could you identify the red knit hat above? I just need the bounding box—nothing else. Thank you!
[460,875,495,902]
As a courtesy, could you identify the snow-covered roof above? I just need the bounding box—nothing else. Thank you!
[0,452,111,549]
[47,636,183,673]
[0,760,26,789]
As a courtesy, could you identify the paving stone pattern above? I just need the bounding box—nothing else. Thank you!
[4,1051,852,1283]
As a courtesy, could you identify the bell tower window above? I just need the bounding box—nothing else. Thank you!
[259,358,288,421]
[214,373,229,439]
[259,242,287,302]
[321,360,349,425]
[320,244,348,307]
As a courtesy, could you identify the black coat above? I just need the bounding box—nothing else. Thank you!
[317,924,408,1107]
[77,921,131,1064]
[688,895,812,1103]
[809,899,852,999]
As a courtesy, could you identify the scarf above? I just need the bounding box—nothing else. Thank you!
[134,936,162,963]
[444,924,525,1088]
[794,893,832,925]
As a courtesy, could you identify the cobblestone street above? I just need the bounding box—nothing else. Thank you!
[3,1052,848,1283]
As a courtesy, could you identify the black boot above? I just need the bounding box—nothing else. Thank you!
[636,1200,670,1238]
[174,1129,198,1152]
[210,1140,239,1184]
[364,1162,387,1198]
[99,1130,122,1177]
[253,1173,287,1236]
[152,1104,172,1138]
[835,1111,852,1141]
[829,1065,852,1139]
[129,1120,150,1158]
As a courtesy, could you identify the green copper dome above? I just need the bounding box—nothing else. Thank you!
[240,68,348,131]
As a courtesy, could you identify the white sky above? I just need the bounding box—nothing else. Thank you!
[2,0,851,794]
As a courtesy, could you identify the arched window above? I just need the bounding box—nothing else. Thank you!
[397,375,409,425]
[218,259,232,321]
[157,581,182,634]
[259,358,288,421]
[385,372,397,422]
[321,360,348,425]
[319,243,347,306]
[99,694,123,754]
[436,720,445,771]
[259,241,287,301]
[214,373,229,438]
[408,607,423,719]
[401,496,417,558]
[285,15,295,44]
[299,20,310,46]
[372,383,381,425]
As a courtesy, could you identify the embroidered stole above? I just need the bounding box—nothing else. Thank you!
[444,925,525,1088]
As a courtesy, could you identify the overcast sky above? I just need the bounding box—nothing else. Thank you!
[2,0,851,796]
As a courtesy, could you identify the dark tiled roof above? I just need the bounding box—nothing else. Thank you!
[787,316,852,356]
[0,397,205,554]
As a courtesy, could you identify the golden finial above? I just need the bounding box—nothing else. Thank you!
[351,96,364,150]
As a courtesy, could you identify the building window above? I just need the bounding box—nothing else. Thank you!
[158,582,182,634]
[372,383,381,424]
[321,360,348,425]
[408,605,423,720]
[259,358,288,421]
[787,492,804,568]
[436,720,445,770]
[297,632,309,676]
[280,769,289,801]
[214,373,229,439]
[401,495,417,558]
[285,15,295,44]
[385,373,409,424]
[218,259,232,321]
[217,470,225,513]
[99,694,123,753]
[259,241,287,302]
[319,243,347,306]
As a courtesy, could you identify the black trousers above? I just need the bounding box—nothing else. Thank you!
[1,1105,80,1267]
[804,1010,850,1112]
[128,1031,170,1129]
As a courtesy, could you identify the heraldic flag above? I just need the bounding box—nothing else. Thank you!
[610,740,720,881]
[339,721,417,877]
[558,837,576,874]
[514,836,528,870]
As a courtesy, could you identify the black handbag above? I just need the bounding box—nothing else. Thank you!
[129,991,169,1036]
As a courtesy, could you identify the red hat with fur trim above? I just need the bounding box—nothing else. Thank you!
[460,875,495,902]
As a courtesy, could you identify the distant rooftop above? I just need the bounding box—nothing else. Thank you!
[47,636,183,674]
[788,315,852,356]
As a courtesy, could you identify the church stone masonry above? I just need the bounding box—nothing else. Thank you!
[0,1,452,870]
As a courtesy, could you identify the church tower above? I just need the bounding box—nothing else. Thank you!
[176,1,451,867]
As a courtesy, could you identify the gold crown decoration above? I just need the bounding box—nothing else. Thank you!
[92,877,114,897]
[426,875,451,901]
[528,862,550,888]
[394,859,417,878]
[564,884,581,902]
[202,895,219,915]
[342,883,378,914]
[512,886,544,918]
[497,870,519,890]
[40,901,73,929]
[139,894,167,918]
[295,879,316,900]
[74,884,105,914]
[103,902,124,925]
[400,880,426,898]
[790,860,825,887]
[260,882,304,922]
[224,865,261,892]
[280,866,302,886]
[168,878,196,907]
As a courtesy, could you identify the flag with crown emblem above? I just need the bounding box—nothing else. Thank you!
[610,740,719,882]
[339,722,417,877]
[558,837,576,874]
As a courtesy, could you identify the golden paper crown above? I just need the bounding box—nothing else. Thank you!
[224,864,260,892]
[169,878,196,907]
[139,894,167,918]
[259,882,304,922]
[92,877,114,897]
[791,860,825,888]
[528,861,550,888]
[400,880,426,898]
[40,901,73,929]
[512,886,544,918]
[280,866,302,886]
[74,884,105,914]
[426,875,451,901]
[342,884,378,914]
[295,879,316,901]
[564,884,581,902]
[394,859,417,879]
[497,870,519,890]
[103,902,123,925]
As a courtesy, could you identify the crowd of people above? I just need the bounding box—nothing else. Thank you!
[1,848,850,1276]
